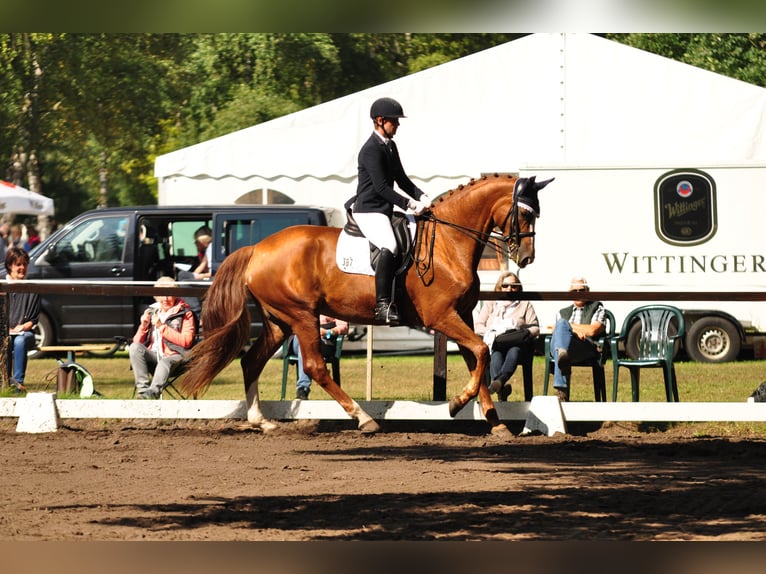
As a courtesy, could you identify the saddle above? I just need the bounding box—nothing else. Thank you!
[342,210,414,273]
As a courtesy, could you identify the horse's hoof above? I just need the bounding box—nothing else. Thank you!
[260,420,279,433]
[448,397,464,418]
[245,418,279,433]
[490,423,514,440]
[359,419,380,434]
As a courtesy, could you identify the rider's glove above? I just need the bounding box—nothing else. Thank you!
[408,199,427,216]
[419,194,432,209]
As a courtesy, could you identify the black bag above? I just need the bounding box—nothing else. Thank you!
[492,329,529,352]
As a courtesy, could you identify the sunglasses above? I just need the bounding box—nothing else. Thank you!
[501,283,520,289]
[570,288,588,293]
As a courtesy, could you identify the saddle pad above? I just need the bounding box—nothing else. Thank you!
[335,215,417,276]
[336,231,376,276]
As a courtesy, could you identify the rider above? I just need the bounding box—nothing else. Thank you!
[349,97,431,324]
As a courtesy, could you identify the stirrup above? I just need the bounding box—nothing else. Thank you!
[374,302,400,325]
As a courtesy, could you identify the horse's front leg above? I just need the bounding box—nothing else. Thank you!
[441,321,513,438]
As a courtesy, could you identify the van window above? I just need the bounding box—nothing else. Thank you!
[170,220,210,259]
[221,214,312,261]
[53,215,128,264]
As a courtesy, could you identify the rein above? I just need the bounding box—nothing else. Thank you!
[413,184,535,281]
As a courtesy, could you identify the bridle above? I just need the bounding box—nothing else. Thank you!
[413,178,537,281]
[497,178,538,247]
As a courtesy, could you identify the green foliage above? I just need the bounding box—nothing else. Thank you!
[608,33,766,88]
[2,33,765,224]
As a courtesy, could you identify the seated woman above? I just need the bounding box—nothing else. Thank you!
[474,271,540,401]
[6,247,40,392]
[129,276,197,399]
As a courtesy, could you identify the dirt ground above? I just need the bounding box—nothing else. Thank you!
[2,416,766,543]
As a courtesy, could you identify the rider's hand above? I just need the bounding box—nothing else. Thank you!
[419,194,432,209]
[408,199,427,216]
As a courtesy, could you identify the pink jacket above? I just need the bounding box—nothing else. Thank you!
[132,299,197,357]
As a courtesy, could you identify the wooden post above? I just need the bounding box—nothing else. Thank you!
[0,293,8,389]
[433,331,447,400]
[365,325,373,401]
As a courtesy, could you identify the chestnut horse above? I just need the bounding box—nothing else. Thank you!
[180,174,552,436]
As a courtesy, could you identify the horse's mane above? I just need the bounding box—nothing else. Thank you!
[430,173,517,213]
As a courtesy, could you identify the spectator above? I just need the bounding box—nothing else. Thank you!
[24,224,41,251]
[190,225,213,280]
[0,223,9,262]
[177,225,212,316]
[475,271,540,401]
[9,224,23,249]
[5,247,40,393]
[549,276,606,402]
[129,276,197,399]
[291,315,349,400]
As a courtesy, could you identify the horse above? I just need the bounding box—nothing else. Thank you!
[180,174,552,436]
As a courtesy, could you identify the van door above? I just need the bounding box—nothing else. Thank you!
[31,213,133,343]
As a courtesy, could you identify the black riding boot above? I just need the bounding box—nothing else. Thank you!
[373,248,400,325]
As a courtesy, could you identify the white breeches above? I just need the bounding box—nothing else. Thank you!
[352,212,397,254]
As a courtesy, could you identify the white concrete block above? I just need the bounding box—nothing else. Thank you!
[16,392,60,433]
[521,395,567,436]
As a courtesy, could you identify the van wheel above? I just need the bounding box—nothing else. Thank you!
[685,317,740,363]
[31,313,55,359]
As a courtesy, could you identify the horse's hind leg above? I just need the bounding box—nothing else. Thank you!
[241,322,286,431]
[294,325,380,434]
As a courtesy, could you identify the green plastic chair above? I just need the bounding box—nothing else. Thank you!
[543,309,615,402]
[610,305,685,402]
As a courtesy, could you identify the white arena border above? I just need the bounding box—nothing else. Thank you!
[3,397,766,436]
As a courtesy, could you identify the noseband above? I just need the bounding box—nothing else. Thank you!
[497,178,537,248]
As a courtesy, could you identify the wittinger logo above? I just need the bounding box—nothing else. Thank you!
[676,180,693,198]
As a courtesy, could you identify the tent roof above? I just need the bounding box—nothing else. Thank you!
[155,33,766,184]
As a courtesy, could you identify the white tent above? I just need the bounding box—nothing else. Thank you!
[0,180,55,216]
[154,33,766,223]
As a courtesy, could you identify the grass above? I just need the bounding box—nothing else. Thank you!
[8,350,765,404]
[6,350,766,436]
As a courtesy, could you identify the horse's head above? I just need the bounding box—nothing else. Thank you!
[500,175,553,268]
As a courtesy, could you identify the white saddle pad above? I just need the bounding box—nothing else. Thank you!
[336,231,376,276]
[335,216,417,276]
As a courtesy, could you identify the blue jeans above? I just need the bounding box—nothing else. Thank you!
[10,331,35,384]
[550,318,599,390]
[489,346,522,384]
[291,336,311,392]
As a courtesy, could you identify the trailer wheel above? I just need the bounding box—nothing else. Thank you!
[624,319,680,360]
[685,317,740,363]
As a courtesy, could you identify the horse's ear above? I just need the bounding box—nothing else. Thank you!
[535,177,554,191]
[528,175,536,184]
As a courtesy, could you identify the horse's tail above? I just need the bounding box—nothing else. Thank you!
[179,246,254,397]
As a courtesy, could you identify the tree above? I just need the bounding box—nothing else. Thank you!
[609,34,766,88]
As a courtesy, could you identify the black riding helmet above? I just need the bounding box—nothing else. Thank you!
[370,97,406,120]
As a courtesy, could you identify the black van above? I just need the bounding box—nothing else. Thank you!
[4,205,333,354]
